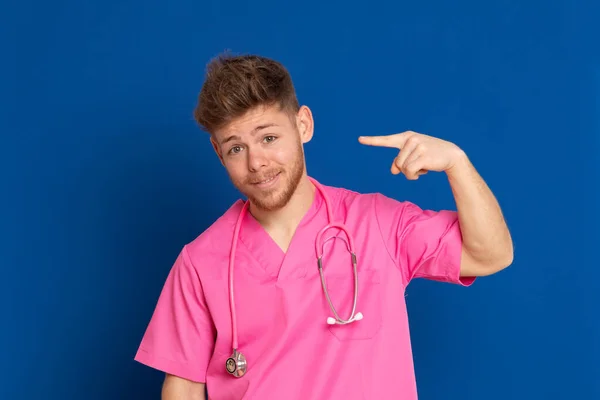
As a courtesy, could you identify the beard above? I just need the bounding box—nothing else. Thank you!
[231,140,305,212]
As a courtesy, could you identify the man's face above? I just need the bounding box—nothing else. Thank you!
[211,104,314,212]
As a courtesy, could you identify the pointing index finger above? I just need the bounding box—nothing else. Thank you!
[358,132,409,149]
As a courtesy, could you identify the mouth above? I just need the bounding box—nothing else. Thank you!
[252,172,281,189]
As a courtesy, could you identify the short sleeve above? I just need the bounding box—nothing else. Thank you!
[134,245,215,383]
[374,193,475,287]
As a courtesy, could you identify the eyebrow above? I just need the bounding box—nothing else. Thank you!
[221,123,278,145]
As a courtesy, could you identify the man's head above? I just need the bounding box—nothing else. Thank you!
[193,53,314,212]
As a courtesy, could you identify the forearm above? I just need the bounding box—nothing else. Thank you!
[162,374,206,400]
[446,151,513,269]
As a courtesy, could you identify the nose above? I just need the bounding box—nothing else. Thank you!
[247,147,268,172]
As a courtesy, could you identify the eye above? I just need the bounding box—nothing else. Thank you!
[263,135,277,143]
[228,145,242,155]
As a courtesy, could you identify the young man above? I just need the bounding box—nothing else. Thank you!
[134,54,513,399]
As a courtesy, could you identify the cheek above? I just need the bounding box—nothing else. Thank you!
[223,160,246,180]
[272,147,298,165]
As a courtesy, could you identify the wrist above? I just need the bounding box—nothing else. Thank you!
[445,148,470,178]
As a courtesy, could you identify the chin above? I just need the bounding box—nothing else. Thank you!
[254,200,286,212]
[248,190,287,212]
[249,185,292,212]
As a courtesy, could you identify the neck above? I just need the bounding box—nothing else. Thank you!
[249,174,316,235]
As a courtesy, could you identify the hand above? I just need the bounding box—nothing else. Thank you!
[358,131,465,180]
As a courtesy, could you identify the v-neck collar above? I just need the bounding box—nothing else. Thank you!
[238,178,325,279]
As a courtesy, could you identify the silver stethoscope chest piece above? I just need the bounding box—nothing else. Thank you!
[226,349,247,377]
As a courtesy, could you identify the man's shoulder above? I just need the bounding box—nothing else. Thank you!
[320,181,386,209]
[184,199,244,257]
[319,180,419,220]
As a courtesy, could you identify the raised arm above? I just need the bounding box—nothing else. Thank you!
[359,130,513,278]
[445,150,513,276]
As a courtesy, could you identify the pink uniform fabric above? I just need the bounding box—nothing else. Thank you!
[135,177,474,399]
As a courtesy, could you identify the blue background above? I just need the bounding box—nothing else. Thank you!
[2,0,598,399]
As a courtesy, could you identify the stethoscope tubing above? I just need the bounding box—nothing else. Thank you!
[226,177,362,377]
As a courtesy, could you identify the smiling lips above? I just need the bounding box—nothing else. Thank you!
[257,176,276,184]
[251,172,281,187]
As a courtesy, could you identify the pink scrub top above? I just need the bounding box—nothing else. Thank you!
[135,178,474,399]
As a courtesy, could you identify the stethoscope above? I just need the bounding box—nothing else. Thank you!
[225,177,363,378]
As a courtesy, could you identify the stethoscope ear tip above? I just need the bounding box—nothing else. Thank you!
[326,312,363,325]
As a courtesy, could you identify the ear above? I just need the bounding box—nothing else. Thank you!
[296,105,314,144]
[210,135,225,166]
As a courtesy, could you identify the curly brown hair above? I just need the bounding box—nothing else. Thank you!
[193,53,300,135]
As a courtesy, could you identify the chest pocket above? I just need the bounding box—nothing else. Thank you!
[324,269,382,341]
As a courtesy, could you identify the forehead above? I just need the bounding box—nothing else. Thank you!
[214,105,293,141]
